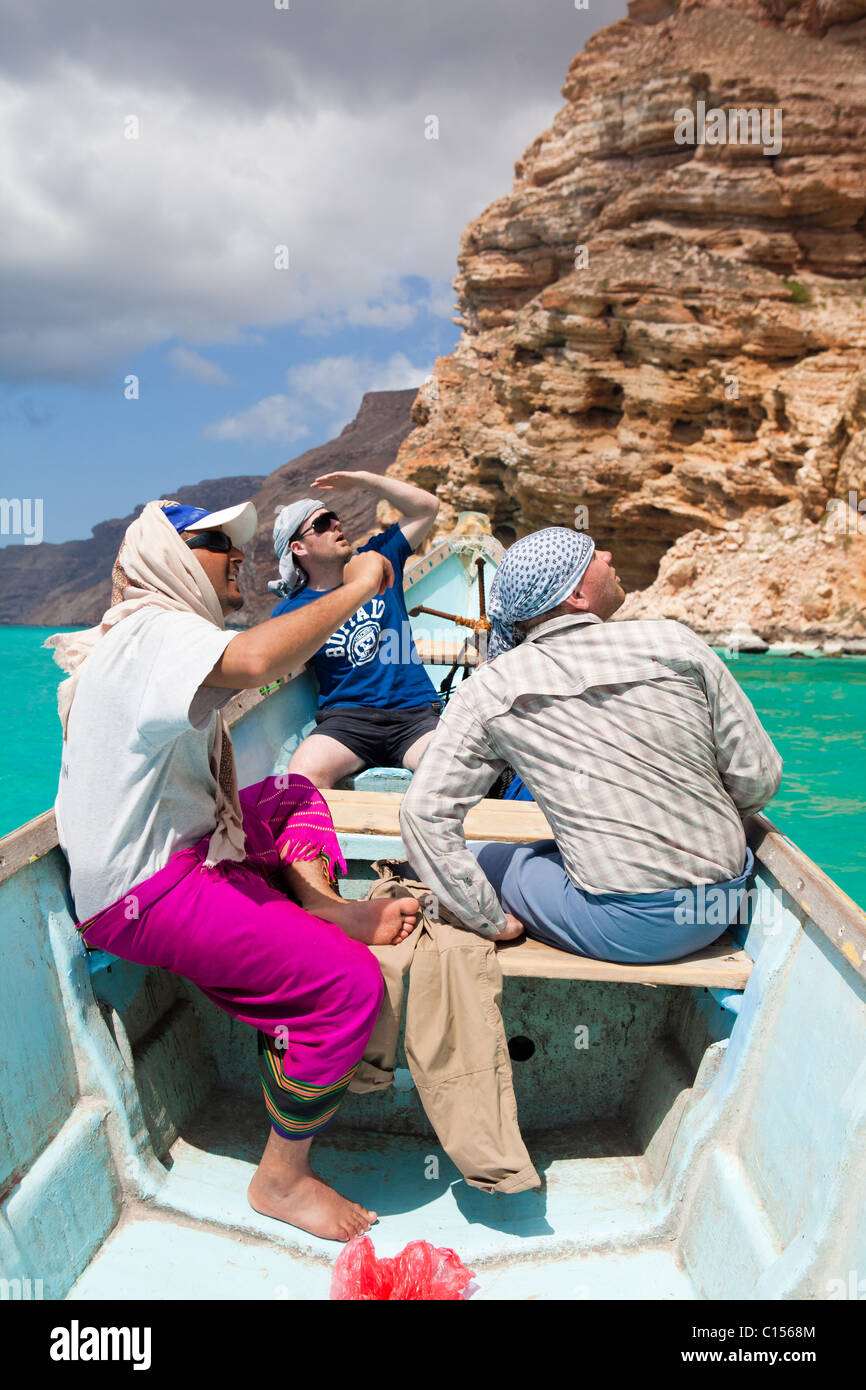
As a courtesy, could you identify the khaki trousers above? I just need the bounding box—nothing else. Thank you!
[348,861,540,1195]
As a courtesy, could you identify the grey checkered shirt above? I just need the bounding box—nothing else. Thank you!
[399,614,783,937]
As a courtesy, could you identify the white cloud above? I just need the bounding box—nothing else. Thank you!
[2,2,628,113]
[421,285,460,320]
[167,346,231,385]
[204,394,310,444]
[0,12,599,384]
[204,351,430,443]
[344,300,419,330]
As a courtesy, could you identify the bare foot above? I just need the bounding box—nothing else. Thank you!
[248,1169,377,1242]
[318,895,420,946]
[284,858,420,945]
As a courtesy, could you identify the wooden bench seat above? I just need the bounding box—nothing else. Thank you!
[322,789,754,991]
[495,933,751,989]
[323,789,552,844]
[413,639,479,667]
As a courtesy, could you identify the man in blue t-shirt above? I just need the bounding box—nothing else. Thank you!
[270,470,441,787]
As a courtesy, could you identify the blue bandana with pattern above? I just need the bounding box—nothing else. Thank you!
[487,528,595,660]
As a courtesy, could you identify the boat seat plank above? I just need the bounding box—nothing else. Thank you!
[322,791,753,989]
[413,639,479,667]
[495,933,751,989]
[323,789,551,843]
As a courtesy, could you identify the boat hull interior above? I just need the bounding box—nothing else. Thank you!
[1,529,864,1301]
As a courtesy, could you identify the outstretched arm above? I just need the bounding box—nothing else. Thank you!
[311,470,439,551]
[204,551,393,688]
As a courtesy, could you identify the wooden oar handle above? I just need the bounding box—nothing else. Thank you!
[409,604,483,630]
[476,556,487,619]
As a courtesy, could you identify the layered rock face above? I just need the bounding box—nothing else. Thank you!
[385,0,866,640]
[618,497,866,644]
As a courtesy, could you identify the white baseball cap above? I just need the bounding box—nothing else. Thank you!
[162,500,258,548]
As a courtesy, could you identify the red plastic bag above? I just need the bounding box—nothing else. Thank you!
[330,1236,476,1301]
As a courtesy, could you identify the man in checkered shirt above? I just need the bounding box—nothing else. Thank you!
[399,527,782,963]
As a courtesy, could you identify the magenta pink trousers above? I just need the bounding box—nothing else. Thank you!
[79,776,384,1139]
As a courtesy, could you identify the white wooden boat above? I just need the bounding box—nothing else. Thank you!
[1,515,864,1301]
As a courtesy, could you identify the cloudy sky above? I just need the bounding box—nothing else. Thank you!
[0,0,627,544]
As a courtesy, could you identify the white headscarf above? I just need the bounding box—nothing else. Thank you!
[45,500,247,868]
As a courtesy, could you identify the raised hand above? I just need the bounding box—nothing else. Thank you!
[310,471,372,492]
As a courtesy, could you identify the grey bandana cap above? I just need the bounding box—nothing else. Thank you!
[487,527,595,660]
[269,498,323,598]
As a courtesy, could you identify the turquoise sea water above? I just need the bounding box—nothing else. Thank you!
[2,627,864,909]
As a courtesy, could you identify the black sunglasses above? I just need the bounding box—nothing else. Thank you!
[184,530,234,553]
[294,511,340,540]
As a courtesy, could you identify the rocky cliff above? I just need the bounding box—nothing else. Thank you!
[383,0,866,643]
[0,390,416,627]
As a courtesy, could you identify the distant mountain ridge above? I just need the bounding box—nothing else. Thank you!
[0,389,418,627]
[0,474,267,627]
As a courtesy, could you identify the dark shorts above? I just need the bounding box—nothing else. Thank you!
[313,703,442,768]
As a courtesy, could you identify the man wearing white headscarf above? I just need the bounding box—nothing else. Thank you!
[401,527,782,964]
[270,469,441,787]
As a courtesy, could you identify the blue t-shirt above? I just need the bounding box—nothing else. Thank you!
[270,523,440,711]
